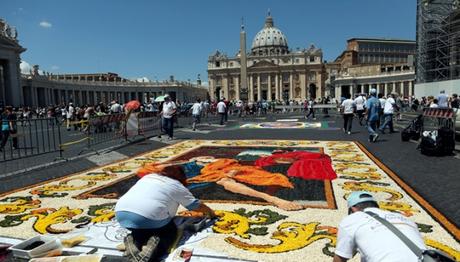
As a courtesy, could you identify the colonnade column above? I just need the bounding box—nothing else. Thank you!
[409,81,413,96]
[275,74,279,101]
[289,74,294,100]
[257,74,261,102]
[267,74,272,101]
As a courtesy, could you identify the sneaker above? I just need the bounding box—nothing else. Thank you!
[168,137,173,140]
[372,134,379,142]
[347,131,351,135]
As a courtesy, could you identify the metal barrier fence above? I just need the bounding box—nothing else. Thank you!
[1,107,339,163]
[0,118,62,162]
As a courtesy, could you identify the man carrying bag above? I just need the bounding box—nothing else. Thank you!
[334,191,455,262]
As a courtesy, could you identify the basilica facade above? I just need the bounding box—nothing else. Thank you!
[207,14,327,102]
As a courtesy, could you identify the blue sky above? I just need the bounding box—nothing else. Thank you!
[2,0,416,83]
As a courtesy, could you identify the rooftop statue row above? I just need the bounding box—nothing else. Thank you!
[0,19,18,41]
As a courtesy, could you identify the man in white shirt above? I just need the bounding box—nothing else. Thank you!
[66,103,75,131]
[340,93,355,135]
[334,191,426,262]
[160,95,177,139]
[110,100,122,114]
[378,93,386,127]
[190,98,202,131]
[217,99,226,125]
[379,93,398,133]
[354,94,366,125]
[116,165,215,261]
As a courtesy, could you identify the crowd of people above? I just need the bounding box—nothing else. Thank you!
[339,90,460,142]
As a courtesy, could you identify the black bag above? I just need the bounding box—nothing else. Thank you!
[401,127,412,141]
[438,127,455,155]
[420,135,443,156]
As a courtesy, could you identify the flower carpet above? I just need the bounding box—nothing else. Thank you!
[0,140,459,261]
[240,122,324,129]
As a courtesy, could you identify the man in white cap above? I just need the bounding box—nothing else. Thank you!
[365,89,381,142]
[334,191,426,262]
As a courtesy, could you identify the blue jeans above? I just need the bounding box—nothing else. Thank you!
[367,120,378,140]
[162,117,173,138]
[379,114,394,133]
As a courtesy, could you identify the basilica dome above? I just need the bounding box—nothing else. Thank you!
[251,14,289,56]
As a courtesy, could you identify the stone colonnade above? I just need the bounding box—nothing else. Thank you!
[335,79,415,99]
[22,80,208,107]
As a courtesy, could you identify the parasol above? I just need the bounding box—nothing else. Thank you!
[124,100,141,111]
[154,96,165,102]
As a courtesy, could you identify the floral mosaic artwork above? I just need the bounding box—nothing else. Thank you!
[0,140,459,262]
[240,122,323,129]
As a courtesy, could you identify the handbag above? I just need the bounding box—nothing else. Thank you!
[365,211,455,262]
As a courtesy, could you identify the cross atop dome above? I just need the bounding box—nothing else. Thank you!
[264,9,274,28]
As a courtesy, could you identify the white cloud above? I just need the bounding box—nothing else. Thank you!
[20,61,32,74]
[135,77,150,82]
[39,21,52,28]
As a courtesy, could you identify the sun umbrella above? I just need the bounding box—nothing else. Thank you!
[155,96,165,102]
[124,100,141,111]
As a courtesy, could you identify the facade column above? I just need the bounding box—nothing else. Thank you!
[317,72,322,99]
[257,74,261,101]
[289,73,294,100]
[249,75,254,102]
[384,83,389,96]
[300,73,306,100]
[409,80,414,96]
[267,74,272,101]
[234,75,240,101]
[275,74,279,101]
[350,84,356,97]
[222,75,229,100]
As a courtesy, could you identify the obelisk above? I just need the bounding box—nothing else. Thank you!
[240,20,248,102]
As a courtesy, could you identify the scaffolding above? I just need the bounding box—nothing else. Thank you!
[416,0,460,83]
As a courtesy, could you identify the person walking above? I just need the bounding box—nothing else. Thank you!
[340,93,355,135]
[334,191,426,262]
[0,106,18,151]
[354,94,366,125]
[365,89,381,143]
[450,94,459,109]
[379,93,398,134]
[66,103,75,131]
[217,99,226,125]
[378,93,386,128]
[305,98,316,120]
[190,98,202,131]
[160,95,176,140]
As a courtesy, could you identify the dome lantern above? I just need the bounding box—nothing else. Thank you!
[251,12,289,56]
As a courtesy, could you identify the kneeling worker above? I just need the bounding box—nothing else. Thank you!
[115,165,216,261]
[334,191,426,262]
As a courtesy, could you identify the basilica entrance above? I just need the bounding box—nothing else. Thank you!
[309,84,317,99]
